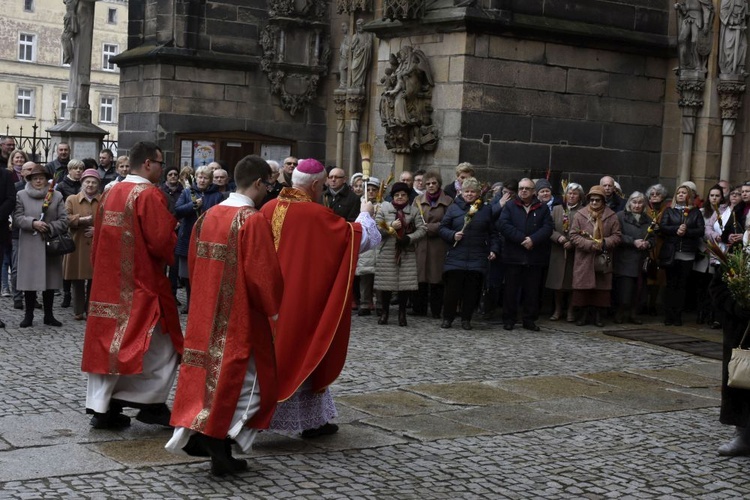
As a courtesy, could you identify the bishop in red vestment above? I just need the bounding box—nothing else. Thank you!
[260,158,380,437]
[81,142,183,430]
[166,156,283,476]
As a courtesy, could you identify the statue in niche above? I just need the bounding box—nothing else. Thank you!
[675,0,715,72]
[349,19,372,90]
[339,22,351,88]
[720,0,750,75]
[61,0,79,64]
[379,46,437,152]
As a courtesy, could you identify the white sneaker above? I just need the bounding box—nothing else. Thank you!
[1,288,10,297]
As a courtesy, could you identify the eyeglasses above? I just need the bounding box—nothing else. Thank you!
[148,159,165,167]
[260,179,274,191]
[285,161,298,166]
[425,181,438,186]
[518,186,534,191]
[589,198,603,203]
[731,192,741,196]
[328,175,345,180]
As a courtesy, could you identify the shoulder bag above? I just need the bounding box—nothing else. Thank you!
[728,323,750,389]
[45,230,76,257]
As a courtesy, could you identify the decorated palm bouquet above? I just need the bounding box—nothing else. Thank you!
[706,239,750,310]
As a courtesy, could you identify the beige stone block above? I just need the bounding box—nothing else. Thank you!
[441,110,462,138]
[224,85,251,102]
[119,97,138,114]
[428,32,467,56]
[430,56,450,84]
[608,75,665,102]
[163,81,225,100]
[489,37,545,63]
[433,84,463,109]
[449,56,465,82]
[158,97,172,113]
[661,127,682,154]
[693,119,723,152]
[474,33,489,58]
[691,151,721,177]
[567,68,609,96]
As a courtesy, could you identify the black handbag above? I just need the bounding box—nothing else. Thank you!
[657,241,675,268]
[45,230,76,256]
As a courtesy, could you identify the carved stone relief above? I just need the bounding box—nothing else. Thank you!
[260,0,332,116]
[383,0,425,21]
[378,45,437,153]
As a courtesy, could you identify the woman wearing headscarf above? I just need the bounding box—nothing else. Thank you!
[613,191,654,324]
[658,182,705,326]
[14,164,68,327]
[413,170,453,318]
[546,182,585,322]
[374,182,426,326]
[63,169,101,320]
[439,177,500,330]
[569,185,622,327]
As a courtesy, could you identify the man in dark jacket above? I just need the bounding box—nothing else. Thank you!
[324,167,360,222]
[45,142,71,182]
[600,176,626,212]
[498,178,553,331]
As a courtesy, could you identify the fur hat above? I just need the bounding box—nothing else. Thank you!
[390,182,410,197]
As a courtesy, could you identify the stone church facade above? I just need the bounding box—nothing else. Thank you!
[115,0,742,195]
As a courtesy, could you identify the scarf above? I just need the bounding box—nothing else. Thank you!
[392,201,408,239]
[588,202,605,241]
[425,189,441,206]
[12,163,22,174]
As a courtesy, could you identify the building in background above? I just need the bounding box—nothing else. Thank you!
[0,0,127,154]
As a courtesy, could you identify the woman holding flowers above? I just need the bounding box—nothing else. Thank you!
[569,185,622,327]
[14,164,68,328]
[546,182,585,322]
[657,182,705,326]
[374,182,426,326]
[694,184,726,327]
[439,177,500,330]
[413,170,453,318]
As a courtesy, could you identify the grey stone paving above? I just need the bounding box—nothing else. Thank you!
[1,292,748,498]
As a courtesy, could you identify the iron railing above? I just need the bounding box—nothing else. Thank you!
[2,123,118,163]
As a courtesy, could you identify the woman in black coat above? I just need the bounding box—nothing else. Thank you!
[439,177,500,330]
[658,182,705,326]
[710,272,750,456]
[613,192,653,324]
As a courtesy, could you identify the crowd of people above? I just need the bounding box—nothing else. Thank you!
[3,132,750,467]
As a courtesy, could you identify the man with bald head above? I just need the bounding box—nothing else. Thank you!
[324,166,360,221]
[600,176,625,212]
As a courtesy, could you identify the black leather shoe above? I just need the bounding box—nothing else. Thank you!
[90,409,131,430]
[523,321,540,331]
[44,317,63,327]
[13,300,23,310]
[301,422,339,438]
[357,308,371,316]
[718,434,750,456]
[461,320,472,331]
[441,319,452,329]
[503,322,514,331]
[61,294,71,308]
[136,403,172,427]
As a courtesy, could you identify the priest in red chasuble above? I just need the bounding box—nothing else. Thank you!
[260,158,380,437]
[166,155,284,476]
[81,141,183,430]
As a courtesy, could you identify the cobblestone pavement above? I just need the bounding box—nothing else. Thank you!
[1,292,748,499]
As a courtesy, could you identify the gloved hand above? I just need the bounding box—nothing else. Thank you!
[396,236,411,249]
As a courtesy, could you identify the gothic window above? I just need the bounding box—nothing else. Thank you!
[24,0,34,12]
[107,8,117,24]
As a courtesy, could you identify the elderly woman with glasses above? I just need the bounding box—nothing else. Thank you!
[613,191,654,324]
[174,165,223,313]
[413,170,453,318]
[569,185,622,327]
[546,182,585,322]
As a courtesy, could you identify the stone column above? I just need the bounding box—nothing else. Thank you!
[718,76,747,181]
[47,0,107,160]
[333,89,347,173]
[347,90,366,177]
[676,72,707,184]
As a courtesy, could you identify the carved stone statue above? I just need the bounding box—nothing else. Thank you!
[339,23,350,88]
[675,0,715,72]
[379,45,437,153]
[61,0,79,65]
[720,0,750,75]
[349,19,372,90]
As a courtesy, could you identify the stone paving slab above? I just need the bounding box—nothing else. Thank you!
[336,390,456,417]
[361,413,491,441]
[0,443,124,482]
[526,396,643,421]
[629,367,720,387]
[407,381,533,405]
[440,403,575,433]
[579,370,682,390]
[588,386,718,413]
[489,375,612,400]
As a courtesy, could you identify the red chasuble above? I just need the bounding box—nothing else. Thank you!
[260,188,362,401]
[170,205,284,435]
[81,181,183,375]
